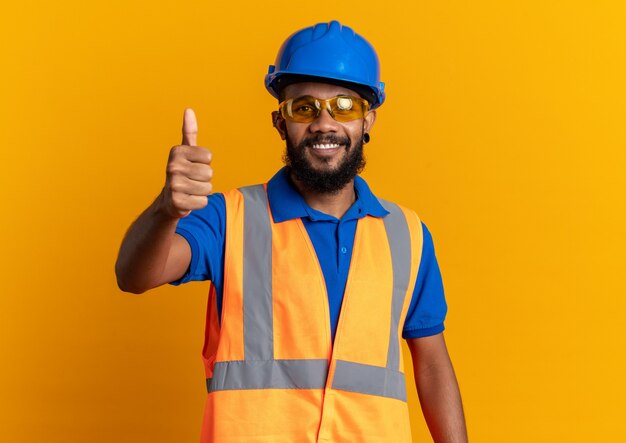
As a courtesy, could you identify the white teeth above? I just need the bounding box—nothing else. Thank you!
[311,143,341,150]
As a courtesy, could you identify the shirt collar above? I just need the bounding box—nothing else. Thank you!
[267,167,389,223]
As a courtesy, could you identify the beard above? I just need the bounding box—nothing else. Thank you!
[283,130,366,194]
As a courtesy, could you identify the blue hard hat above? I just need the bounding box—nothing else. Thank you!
[265,20,386,109]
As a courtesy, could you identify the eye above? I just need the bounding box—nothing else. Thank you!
[297,105,314,112]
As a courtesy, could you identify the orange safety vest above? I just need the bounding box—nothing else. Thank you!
[199,184,423,443]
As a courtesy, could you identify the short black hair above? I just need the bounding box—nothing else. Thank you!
[276,74,377,106]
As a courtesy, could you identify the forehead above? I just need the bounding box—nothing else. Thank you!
[282,82,361,100]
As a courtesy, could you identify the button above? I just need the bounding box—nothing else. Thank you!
[340,246,348,254]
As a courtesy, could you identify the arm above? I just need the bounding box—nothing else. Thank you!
[407,333,468,443]
[115,108,213,294]
[115,193,192,293]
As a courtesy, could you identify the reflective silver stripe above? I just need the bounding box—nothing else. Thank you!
[330,201,412,401]
[240,185,273,361]
[379,200,412,373]
[332,360,407,401]
[207,359,329,392]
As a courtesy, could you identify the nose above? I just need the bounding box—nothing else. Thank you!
[308,107,340,133]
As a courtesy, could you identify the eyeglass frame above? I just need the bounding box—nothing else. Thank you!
[277,94,371,123]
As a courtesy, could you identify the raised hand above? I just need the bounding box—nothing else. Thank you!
[160,108,213,218]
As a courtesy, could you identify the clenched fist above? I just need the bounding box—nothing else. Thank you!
[160,108,213,218]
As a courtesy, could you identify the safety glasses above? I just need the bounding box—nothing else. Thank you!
[278,95,370,123]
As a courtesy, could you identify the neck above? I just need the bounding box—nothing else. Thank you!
[289,171,356,219]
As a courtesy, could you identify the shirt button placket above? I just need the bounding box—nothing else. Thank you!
[337,221,349,273]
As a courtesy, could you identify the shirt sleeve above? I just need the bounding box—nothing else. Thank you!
[168,193,226,286]
[402,221,448,339]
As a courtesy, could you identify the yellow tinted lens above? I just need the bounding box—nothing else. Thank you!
[282,96,319,122]
[330,96,367,122]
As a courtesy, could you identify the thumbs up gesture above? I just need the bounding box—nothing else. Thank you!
[160,108,213,219]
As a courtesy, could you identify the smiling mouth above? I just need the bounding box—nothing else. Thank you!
[310,143,343,150]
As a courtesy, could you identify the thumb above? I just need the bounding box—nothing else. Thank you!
[182,108,198,146]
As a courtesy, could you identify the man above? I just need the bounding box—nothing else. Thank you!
[116,20,467,442]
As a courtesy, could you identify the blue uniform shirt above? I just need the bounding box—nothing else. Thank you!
[170,167,447,342]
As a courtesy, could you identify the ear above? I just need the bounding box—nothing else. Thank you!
[364,109,376,133]
[272,110,287,140]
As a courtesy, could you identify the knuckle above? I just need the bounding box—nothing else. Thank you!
[166,162,184,176]
[169,145,183,158]
[172,193,186,208]
[170,179,183,193]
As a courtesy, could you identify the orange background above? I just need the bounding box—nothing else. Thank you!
[1,1,625,442]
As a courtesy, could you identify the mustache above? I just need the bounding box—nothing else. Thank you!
[298,134,351,148]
